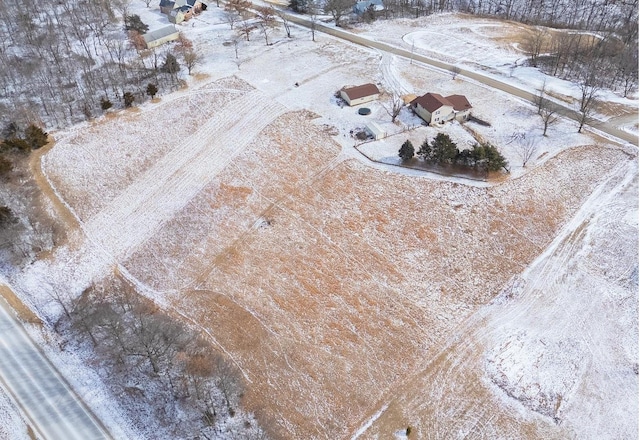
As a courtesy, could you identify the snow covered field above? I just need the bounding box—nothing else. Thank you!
[0,387,32,440]
[2,4,637,439]
[359,156,638,439]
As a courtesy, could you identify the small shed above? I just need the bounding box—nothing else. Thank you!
[143,25,180,49]
[365,122,386,140]
[340,84,380,106]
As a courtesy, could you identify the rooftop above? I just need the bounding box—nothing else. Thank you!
[342,83,380,100]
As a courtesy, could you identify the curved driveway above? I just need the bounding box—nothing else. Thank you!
[281,12,638,146]
[0,293,111,440]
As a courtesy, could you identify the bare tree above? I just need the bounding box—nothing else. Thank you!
[183,50,201,75]
[232,39,240,59]
[255,6,277,45]
[577,75,600,133]
[225,0,251,15]
[224,10,240,29]
[539,101,558,136]
[382,94,404,123]
[185,344,217,400]
[128,303,191,374]
[277,9,292,38]
[533,79,548,115]
[308,0,320,41]
[450,65,461,79]
[616,45,638,98]
[522,27,548,68]
[214,355,244,416]
[237,11,254,41]
[515,136,539,167]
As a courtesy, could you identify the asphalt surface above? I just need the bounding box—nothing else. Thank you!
[0,295,111,440]
[281,12,638,146]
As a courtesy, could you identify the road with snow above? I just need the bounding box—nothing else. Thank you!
[280,12,638,146]
[0,294,111,440]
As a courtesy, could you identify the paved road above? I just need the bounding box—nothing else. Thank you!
[280,12,638,146]
[0,294,111,440]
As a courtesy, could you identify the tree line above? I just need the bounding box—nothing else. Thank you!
[0,122,58,270]
[301,0,637,35]
[291,0,637,96]
[522,27,637,98]
[59,275,271,439]
[399,133,508,173]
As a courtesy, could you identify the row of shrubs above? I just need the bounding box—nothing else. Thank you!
[399,133,508,172]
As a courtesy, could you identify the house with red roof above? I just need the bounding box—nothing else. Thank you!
[340,84,380,106]
[410,92,472,125]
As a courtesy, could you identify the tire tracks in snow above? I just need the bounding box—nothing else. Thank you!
[83,88,286,261]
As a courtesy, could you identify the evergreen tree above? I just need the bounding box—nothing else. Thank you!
[430,133,458,164]
[101,98,113,111]
[124,15,149,33]
[483,143,508,172]
[0,156,12,178]
[25,124,48,149]
[162,53,180,74]
[469,142,508,172]
[398,140,415,161]
[0,138,30,153]
[417,138,432,161]
[0,206,16,226]
[289,0,308,13]
[455,148,473,166]
[123,92,135,108]
[146,83,158,99]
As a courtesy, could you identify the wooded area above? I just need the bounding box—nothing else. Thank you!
[0,0,180,130]
[59,274,271,439]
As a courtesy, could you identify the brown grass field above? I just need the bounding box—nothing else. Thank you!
[57,96,626,438]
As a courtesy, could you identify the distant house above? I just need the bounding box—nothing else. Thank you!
[143,25,180,49]
[365,121,386,140]
[160,0,206,23]
[410,92,472,125]
[353,0,384,15]
[167,7,189,24]
[340,84,380,106]
[159,0,175,14]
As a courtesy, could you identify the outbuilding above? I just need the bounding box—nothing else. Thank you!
[143,25,180,49]
[340,84,380,106]
[365,121,386,140]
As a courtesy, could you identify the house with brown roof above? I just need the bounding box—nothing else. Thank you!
[340,84,380,106]
[410,92,472,125]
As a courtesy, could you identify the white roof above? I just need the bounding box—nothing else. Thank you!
[143,25,179,43]
[365,122,385,137]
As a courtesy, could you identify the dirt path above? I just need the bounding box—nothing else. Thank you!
[28,139,82,237]
[0,285,41,326]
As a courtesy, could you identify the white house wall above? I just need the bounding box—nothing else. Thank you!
[341,91,379,106]
[146,33,180,49]
[454,109,471,121]
[414,104,433,124]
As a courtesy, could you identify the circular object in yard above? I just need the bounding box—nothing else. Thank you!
[358,107,371,115]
